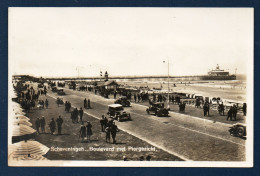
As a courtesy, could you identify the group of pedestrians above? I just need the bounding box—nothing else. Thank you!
[100,115,120,144]
[83,98,91,109]
[65,101,72,112]
[35,116,46,134]
[37,99,48,109]
[70,107,84,123]
[179,102,186,112]
[227,105,238,121]
[48,116,64,135]
[79,121,93,142]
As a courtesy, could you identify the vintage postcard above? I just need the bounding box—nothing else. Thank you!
[8,7,254,167]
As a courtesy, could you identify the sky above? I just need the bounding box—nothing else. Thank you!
[9,8,253,77]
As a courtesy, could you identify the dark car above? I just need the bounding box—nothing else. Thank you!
[229,123,246,138]
[57,88,66,95]
[107,104,131,122]
[38,83,44,88]
[51,86,58,92]
[114,96,131,107]
[146,102,169,117]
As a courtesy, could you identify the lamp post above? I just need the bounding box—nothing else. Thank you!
[163,59,170,110]
[167,59,170,110]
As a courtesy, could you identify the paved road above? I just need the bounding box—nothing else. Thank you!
[48,88,245,161]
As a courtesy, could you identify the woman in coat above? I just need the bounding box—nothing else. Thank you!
[86,122,93,141]
[49,118,56,135]
[79,122,86,142]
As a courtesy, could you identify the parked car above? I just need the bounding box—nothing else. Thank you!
[38,83,44,88]
[229,123,246,138]
[107,104,131,122]
[57,88,66,95]
[146,102,169,117]
[114,96,131,107]
[51,86,58,92]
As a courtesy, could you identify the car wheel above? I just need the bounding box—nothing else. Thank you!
[237,127,244,137]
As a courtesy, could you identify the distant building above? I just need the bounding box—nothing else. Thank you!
[95,80,119,91]
[208,65,230,76]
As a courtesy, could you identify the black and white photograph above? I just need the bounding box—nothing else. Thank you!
[8,8,253,167]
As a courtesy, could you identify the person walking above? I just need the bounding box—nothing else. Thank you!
[100,115,106,132]
[243,103,247,116]
[203,104,207,116]
[86,122,93,142]
[75,108,79,123]
[35,117,41,134]
[218,102,224,116]
[104,116,108,128]
[68,101,71,112]
[79,107,84,122]
[206,102,210,116]
[65,101,68,112]
[49,118,56,135]
[105,125,111,143]
[111,122,120,144]
[232,104,237,121]
[84,98,87,109]
[227,107,233,121]
[87,99,91,109]
[56,115,64,135]
[40,116,46,133]
[45,99,49,109]
[79,122,86,142]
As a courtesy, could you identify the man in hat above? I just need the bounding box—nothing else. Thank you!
[100,115,106,132]
[79,122,86,142]
[35,117,41,134]
[49,118,56,135]
[84,98,87,109]
[87,99,91,109]
[111,122,120,144]
[40,116,46,133]
[79,107,84,122]
[45,99,49,109]
[56,115,64,135]
[86,121,93,141]
[105,125,111,143]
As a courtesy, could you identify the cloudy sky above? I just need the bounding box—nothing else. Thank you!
[9,8,253,77]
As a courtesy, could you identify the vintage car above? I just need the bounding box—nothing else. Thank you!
[57,88,66,95]
[56,97,64,106]
[107,104,131,122]
[114,96,131,107]
[51,86,58,92]
[229,123,246,138]
[38,83,44,88]
[146,102,169,117]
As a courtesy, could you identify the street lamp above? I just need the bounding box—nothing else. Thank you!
[163,59,170,110]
